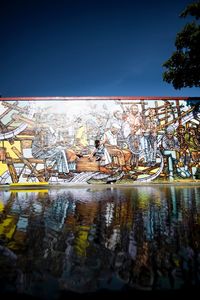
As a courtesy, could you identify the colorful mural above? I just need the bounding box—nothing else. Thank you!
[0,97,200,184]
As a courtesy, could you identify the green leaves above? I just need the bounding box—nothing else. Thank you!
[180,1,200,19]
[162,1,200,89]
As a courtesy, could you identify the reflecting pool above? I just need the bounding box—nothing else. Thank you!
[0,186,200,298]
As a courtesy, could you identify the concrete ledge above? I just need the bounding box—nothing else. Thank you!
[0,180,200,191]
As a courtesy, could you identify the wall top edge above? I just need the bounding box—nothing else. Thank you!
[0,96,199,101]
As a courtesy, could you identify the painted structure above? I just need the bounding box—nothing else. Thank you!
[0,97,200,184]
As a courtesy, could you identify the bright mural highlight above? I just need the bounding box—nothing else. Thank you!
[0,98,200,184]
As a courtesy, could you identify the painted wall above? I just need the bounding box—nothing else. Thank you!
[0,98,199,184]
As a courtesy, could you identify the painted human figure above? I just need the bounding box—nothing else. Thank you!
[143,108,159,166]
[128,136,143,169]
[102,123,131,170]
[127,104,143,136]
[126,104,146,167]
[161,126,180,180]
[107,110,129,148]
[185,127,200,162]
[176,125,191,177]
[74,119,98,155]
[90,139,111,165]
[32,123,71,177]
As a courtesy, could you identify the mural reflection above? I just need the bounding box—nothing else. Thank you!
[0,186,200,297]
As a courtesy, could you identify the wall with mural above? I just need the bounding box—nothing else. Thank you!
[0,97,200,184]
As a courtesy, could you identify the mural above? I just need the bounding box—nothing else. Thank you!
[0,97,200,184]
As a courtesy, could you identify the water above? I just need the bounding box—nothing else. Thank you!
[0,186,200,298]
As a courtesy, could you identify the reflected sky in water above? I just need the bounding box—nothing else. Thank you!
[0,186,200,298]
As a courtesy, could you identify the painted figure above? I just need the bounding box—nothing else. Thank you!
[32,124,71,177]
[143,108,159,166]
[161,126,180,180]
[102,123,131,170]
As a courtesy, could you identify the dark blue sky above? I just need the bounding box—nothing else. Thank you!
[0,0,199,97]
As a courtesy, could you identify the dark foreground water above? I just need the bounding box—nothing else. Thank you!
[0,185,200,299]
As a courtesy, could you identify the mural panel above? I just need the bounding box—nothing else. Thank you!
[0,98,200,184]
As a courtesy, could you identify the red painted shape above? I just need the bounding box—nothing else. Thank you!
[0,96,198,101]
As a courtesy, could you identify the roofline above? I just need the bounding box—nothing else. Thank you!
[0,96,199,101]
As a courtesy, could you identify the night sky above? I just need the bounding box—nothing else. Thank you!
[0,0,199,97]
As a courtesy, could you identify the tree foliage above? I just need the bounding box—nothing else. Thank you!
[162,1,200,89]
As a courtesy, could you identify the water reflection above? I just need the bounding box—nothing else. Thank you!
[0,186,200,298]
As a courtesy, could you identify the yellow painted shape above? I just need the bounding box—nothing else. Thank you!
[0,140,21,176]
[75,225,90,257]
[149,168,159,174]
[10,182,49,186]
[0,161,7,175]
[138,174,149,179]
[9,189,49,193]
[137,167,145,171]
[0,200,4,212]
[0,216,17,239]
